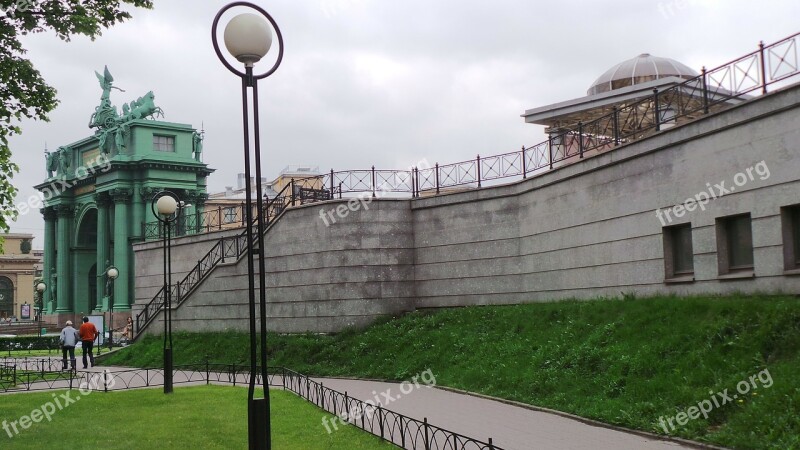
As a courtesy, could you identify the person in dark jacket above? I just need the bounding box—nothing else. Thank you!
[59,321,79,371]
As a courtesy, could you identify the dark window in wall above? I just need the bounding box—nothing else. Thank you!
[0,276,13,318]
[153,135,175,152]
[780,205,800,270]
[223,207,237,224]
[716,214,754,275]
[663,223,694,280]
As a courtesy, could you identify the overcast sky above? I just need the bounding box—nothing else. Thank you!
[6,0,800,244]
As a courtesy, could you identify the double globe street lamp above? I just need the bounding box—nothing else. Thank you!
[151,191,182,394]
[212,3,283,449]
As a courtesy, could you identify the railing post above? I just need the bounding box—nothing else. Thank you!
[759,40,768,94]
[415,167,420,197]
[205,354,210,385]
[489,437,495,450]
[378,405,385,440]
[476,154,482,188]
[653,88,660,131]
[371,165,377,198]
[332,388,337,417]
[435,163,440,194]
[521,145,527,178]
[103,370,108,393]
[232,363,236,387]
[613,106,620,145]
[548,136,554,170]
[701,67,710,114]
[330,168,335,198]
[290,179,296,206]
[344,391,349,422]
[578,122,584,158]
[411,167,417,198]
[423,417,430,450]
[240,202,245,227]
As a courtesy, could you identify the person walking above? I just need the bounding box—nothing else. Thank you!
[59,321,79,371]
[78,316,99,369]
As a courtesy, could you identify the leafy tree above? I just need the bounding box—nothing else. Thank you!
[0,0,153,246]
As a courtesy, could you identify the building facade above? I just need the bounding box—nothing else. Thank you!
[35,67,212,322]
[0,234,39,319]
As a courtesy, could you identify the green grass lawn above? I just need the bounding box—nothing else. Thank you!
[102,294,800,449]
[0,385,393,449]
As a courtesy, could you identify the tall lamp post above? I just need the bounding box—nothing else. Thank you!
[105,265,119,349]
[212,3,283,449]
[35,282,46,338]
[151,191,181,394]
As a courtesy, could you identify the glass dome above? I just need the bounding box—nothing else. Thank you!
[588,53,699,95]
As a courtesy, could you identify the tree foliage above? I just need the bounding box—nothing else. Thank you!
[0,0,153,238]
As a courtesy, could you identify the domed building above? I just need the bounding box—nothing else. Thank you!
[587,53,699,95]
[521,53,745,164]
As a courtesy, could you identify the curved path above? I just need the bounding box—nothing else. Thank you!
[315,377,695,450]
[5,362,704,450]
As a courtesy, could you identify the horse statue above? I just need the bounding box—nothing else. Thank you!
[124,91,164,121]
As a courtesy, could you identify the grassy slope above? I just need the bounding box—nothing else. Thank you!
[0,386,393,449]
[103,294,800,449]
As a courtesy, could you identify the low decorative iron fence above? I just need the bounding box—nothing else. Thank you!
[0,361,503,450]
[282,367,500,450]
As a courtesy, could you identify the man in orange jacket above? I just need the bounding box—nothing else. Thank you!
[78,316,99,369]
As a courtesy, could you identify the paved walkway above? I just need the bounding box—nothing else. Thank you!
[4,362,699,450]
[315,377,691,450]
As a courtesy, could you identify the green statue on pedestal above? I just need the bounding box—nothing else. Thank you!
[89,66,123,129]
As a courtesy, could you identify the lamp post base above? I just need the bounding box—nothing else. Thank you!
[248,397,270,450]
[164,348,173,394]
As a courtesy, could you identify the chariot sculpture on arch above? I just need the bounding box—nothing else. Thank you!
[87,66,166,155]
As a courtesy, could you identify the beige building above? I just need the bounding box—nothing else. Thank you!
[203,165,323,231]
[0,234,40,319]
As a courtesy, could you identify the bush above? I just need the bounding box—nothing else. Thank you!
[0,336,60,352]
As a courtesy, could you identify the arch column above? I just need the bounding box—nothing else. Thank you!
[42,207,57,313]
[95,193,112,309]
[111,189,132,310]
[54,204,74,313]
[190,190,209,234]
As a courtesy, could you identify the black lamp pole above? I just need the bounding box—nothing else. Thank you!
[152,190,181,394]
[212,3,283,449]
[105,264,118,349]
[35,282,46,338]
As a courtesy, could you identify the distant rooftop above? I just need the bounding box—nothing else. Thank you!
[279,165,320,175]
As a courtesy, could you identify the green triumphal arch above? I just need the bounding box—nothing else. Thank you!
[35,67,213,321]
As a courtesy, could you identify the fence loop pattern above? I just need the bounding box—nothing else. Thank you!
[1,362,501,450]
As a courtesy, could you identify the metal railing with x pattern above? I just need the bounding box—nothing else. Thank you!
[133,32,799,336]
[135,180,313,334]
